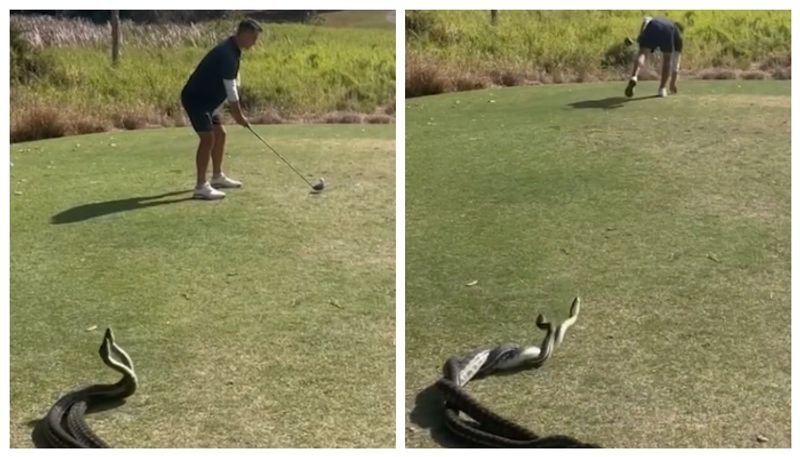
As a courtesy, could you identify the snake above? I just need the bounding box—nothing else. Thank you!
[435,297,600,448]
[33,328,138,448]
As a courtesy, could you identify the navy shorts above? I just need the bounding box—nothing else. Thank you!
[638,20,683,53]
[181,96,222,133]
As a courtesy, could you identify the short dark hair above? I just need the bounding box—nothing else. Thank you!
[237,18,263,34]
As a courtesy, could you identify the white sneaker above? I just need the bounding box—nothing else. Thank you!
[658,87,668,98]
[193,182,225,200]
[210,174,243,189]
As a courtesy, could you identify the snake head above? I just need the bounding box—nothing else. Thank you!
[569,297,581,316]
[103,327,115,344]
[98,333,112,359]
[535,314,550,329]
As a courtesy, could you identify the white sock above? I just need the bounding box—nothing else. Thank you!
[630,75,638,82]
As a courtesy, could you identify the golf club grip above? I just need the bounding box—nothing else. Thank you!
[246,126,314,188]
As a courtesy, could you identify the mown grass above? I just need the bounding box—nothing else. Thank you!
[11,16,395,142]
[10,125,395,447]
[405,80,790,448]
[406,10,790,96]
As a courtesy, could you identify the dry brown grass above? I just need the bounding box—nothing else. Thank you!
[453,74,490,92]
[771,66,791,80]
[364,114,393,124]
[11,103,69,142]
[10,99,394,143]
[741,70,769,80]
[11,14,220,49]
[382,99,396,116]
[10,98,121,142]
[699,68,740,80]
[406,54,448,97]
[490,68,525,87]
[251,109,285,125]
[322,111,363,124]
[405,56,791,98]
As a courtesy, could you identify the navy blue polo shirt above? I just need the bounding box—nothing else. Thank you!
[181,37,241,110]
[638,17,683,53]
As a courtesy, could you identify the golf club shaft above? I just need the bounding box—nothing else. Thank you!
[246,125,314,188]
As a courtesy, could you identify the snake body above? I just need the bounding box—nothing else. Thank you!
[435,297,600,448]
[34,328,138,448]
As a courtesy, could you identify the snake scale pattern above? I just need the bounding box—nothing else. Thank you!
[435,297,601,448]
[33,328,138,448]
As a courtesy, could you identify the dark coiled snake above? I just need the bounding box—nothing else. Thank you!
[435,297,601,447]
[33,328,138,448]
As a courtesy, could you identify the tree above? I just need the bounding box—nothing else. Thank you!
[490,10,498,26]
[111,10,120,67]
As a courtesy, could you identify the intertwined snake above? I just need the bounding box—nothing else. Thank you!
[33,328,138,448]
[435,297,600,447]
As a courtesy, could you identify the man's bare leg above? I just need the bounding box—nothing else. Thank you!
[196,131,215,188]
[669,52,680,94]
[626,49,649,97]
[208,123,243,188]
[658,52,671,97]
[210,123,226,178]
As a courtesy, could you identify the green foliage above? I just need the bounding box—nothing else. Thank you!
[12,20,395,119]
[407,10,791,73]
[10,25,51,83]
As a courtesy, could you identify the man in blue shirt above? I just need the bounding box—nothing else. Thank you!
[181,18,261,200]
[625,16,683,98]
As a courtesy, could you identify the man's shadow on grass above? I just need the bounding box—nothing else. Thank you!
[51,190,194,224]
[568,94,659,110]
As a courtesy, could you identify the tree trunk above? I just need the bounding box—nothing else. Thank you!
[490,10,498,26]
[111,10,120,67]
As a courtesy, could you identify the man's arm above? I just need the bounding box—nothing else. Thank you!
[223,78,249,127]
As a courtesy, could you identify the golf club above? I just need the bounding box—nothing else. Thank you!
[245,124,325,191]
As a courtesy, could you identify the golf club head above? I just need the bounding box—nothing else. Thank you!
[312,178,325,192]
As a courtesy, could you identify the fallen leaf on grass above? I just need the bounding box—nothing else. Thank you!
[756,434,768,443]
[329,300,343,309]
[707,253,721,263]
[180,293,190,300]
[465,280,478,286]
[85,325,98,331]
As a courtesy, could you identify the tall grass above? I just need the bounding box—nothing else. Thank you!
[10,15,395,142]
[406,10,790,96]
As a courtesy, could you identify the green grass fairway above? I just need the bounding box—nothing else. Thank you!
[10,125,395,448]
[405,80,789,448]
